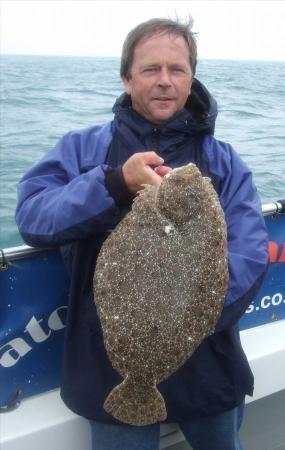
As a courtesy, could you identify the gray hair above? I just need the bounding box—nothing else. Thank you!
[120,17,197,79]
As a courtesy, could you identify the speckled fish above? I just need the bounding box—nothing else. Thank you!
[94,163,228,426]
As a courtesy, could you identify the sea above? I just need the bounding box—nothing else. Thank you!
[1,55,285,249]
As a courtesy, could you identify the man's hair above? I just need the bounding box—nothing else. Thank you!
[120,17,197,79]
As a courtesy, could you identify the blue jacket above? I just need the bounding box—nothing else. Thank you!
[16,80,268,422]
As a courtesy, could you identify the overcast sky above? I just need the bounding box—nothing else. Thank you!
[1,0,285,61]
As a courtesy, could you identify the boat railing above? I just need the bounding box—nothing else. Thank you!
[1,200,284,265]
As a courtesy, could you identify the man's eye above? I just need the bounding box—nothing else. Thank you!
[143,68,157,73]
[172,68,185,73]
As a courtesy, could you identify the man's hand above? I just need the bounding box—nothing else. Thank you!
[154,165,173,178]
[122,152,172,195]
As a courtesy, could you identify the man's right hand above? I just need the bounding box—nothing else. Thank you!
[122,152,172,195]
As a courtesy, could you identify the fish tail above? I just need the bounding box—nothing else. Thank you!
[104,377,167,426]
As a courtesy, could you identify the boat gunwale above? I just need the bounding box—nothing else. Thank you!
[1,201,284,262]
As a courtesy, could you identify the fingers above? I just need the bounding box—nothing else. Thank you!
[139,152,164,166]
[122,152,169,194]
[154,165,173,177]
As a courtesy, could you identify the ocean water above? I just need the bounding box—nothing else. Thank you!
[1,55,285,248]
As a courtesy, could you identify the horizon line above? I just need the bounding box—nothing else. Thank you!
[2,52,285,64]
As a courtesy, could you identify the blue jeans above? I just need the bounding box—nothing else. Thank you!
[89,402,245,450]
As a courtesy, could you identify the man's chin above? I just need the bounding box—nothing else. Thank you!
[149,109,175,125]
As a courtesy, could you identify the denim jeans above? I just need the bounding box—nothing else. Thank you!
[89,401,245,450]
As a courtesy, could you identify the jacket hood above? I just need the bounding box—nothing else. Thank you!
[112,78,218,137]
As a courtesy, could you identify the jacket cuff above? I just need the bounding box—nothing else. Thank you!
[105,166,135,208]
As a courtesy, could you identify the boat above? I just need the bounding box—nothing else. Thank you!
[1,200,285,450]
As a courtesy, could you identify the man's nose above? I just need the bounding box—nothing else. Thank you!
[157,68,172,87]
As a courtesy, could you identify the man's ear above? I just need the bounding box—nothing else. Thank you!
[122,76,132,95]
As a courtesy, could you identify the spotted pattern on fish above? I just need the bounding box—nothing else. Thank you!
[94,164,228,426]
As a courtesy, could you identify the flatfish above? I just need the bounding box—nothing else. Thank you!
[94,163,228,426]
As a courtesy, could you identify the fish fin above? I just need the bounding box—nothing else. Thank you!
[104,377,166,426]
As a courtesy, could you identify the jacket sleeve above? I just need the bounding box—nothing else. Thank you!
[15,128,123,247]
[210,140,269,332]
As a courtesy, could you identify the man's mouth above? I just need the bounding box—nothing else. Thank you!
[153,97,174,101]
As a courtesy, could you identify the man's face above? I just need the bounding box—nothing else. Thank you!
[123,33,193,125]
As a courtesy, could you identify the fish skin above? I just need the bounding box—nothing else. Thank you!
[94,163,228,426]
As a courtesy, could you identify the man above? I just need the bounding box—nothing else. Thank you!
[16,18,268,450]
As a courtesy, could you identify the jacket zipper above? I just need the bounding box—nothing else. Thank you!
[150,128,159,153]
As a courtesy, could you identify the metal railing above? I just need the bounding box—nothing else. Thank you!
[262,200,284,216]
[1,200,284,265]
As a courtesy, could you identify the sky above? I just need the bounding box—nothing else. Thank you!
[1,0,285,61]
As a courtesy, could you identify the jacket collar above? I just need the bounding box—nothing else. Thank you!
[112,78,218,139]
